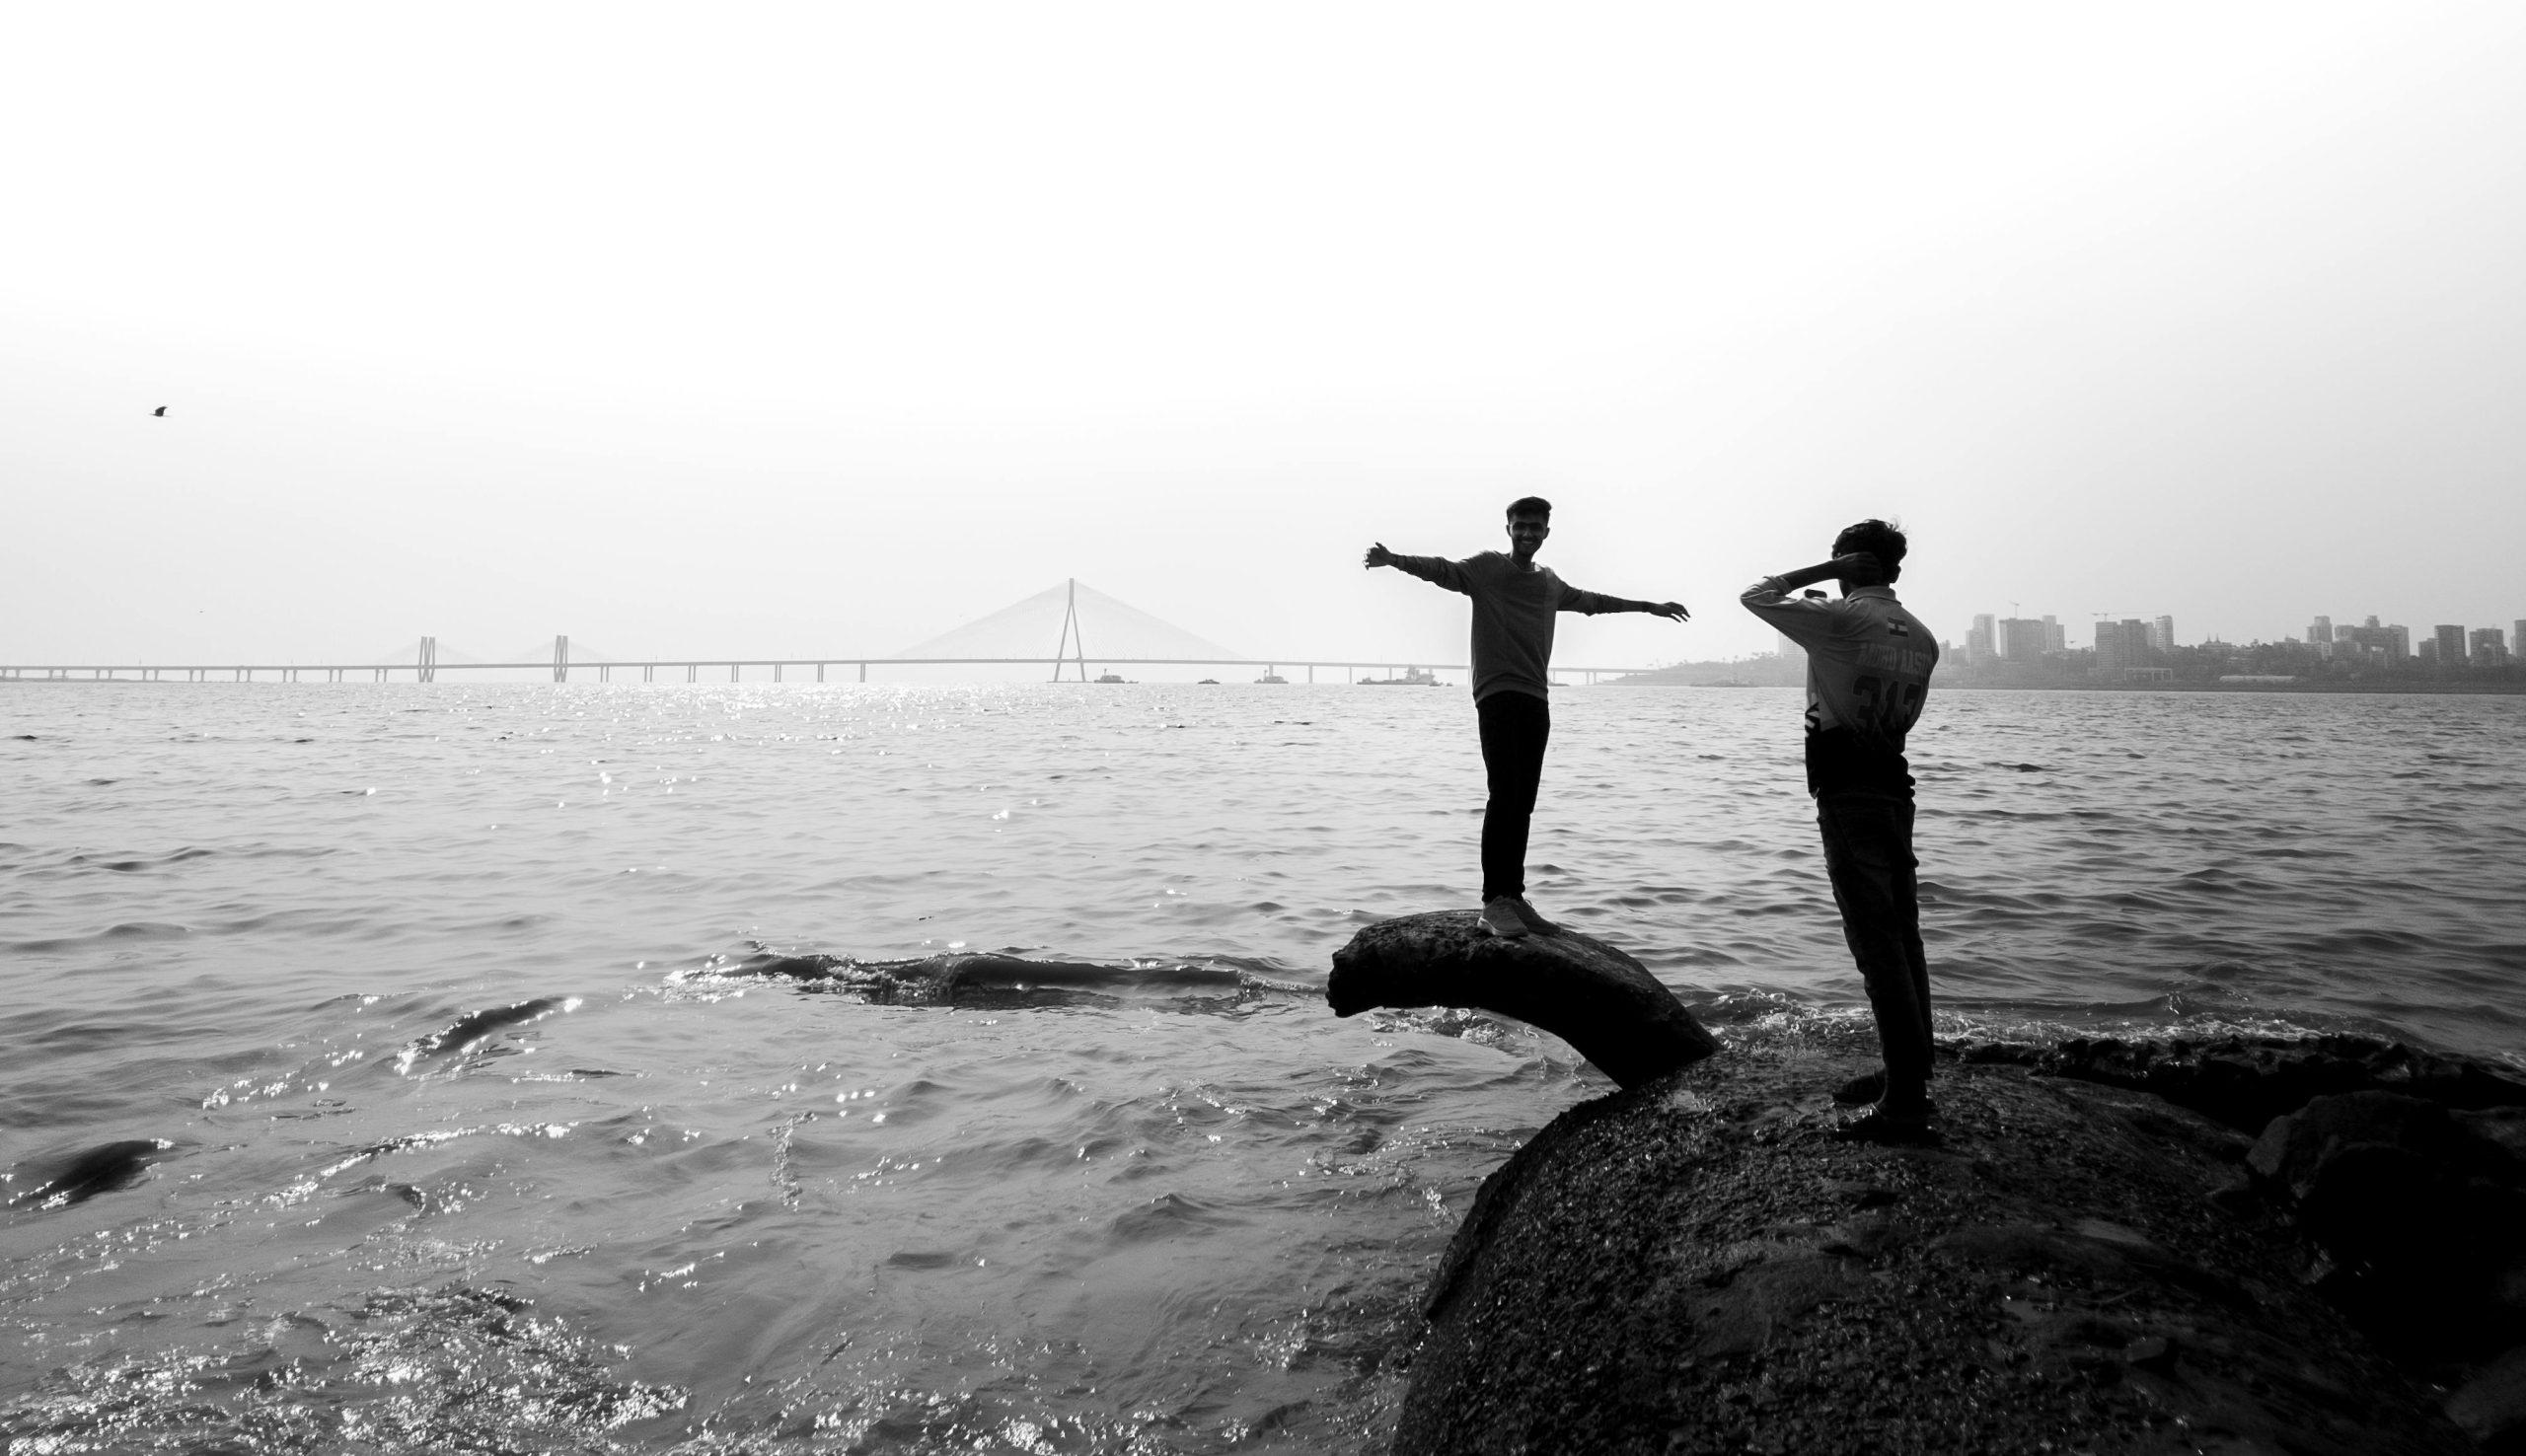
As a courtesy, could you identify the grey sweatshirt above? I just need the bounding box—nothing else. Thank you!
[1388,550,1623,701]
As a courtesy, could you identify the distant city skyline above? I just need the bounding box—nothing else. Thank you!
[6,589,2522,677]
[1955,607,2518,666]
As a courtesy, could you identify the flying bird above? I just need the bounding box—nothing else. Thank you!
[152,406,167,416]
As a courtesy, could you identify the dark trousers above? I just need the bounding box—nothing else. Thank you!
[1816,792,1934,1106]
[1476,692,1550,902]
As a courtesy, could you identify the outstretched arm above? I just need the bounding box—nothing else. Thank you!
[1565,588,1690,620]
[1366,546,1473,593]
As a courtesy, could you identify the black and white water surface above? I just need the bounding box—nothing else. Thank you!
[4,683,2520,1452]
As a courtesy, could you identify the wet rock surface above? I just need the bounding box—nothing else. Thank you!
[1395,1035,2518,1455]
[1325,910,1719,1088]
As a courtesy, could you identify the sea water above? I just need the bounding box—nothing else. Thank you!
[2,683,2521,1453]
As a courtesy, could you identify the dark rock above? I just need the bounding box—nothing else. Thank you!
[2121,1334,2175,1370]
[2447,1346,2526,1449]
[413,998,566,1057]
[1969,1034,2526,1133]
[1325,910,1718,1088]
[1683,1251,1874,1359]
[2456,1107,2526,1179]
[1394,1051,2468,1455]
[717,949,1221,1006]
[2249,1092,2526,1362]
[2206,1173,2261,1216]
[6,1138,171,1208]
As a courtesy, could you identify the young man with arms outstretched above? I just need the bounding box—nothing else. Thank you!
[1741,520,1941,1143]
[1365,497,1690,939]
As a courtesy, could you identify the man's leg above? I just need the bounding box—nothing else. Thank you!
[1816,793,1933,1111]
[1474,692,1551,906]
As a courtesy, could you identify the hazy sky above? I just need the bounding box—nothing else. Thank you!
[7,3,2523,670]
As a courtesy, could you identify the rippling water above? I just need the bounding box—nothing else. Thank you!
[3,683,2520,1452]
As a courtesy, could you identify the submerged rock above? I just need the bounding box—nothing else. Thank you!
[1396,1045,2474,1455]
[5,1138,172,1209]
[714,949,1255,1005]
[1325,910,1718,1088]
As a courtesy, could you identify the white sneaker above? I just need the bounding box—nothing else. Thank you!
[1479,899,1530,938]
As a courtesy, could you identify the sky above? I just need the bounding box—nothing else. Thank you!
[6,3,2524,672]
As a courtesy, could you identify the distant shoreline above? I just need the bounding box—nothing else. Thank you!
[1602,666,2526,696]
[1604,675,2526,696]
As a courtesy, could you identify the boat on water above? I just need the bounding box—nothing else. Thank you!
[1255,673,1287,684]
[1358,666,1446,687]
[1196,678,1219,685]
[1095,672,1129,684]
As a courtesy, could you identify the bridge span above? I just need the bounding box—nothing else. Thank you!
[3,655,1655,687]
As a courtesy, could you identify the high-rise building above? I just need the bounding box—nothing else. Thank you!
[2309,616,2334,644]
[2434,625,2466,667]
[1969,614,1995,666]
[2340,621,2409,661]
[2515,620,2526,662]
[2147,616,2175,653]
[1776,630,1804,659]
[2417,639,2441,667]
[2095,619,2151,673]
[1998,618,2048,661]
[2470,627,2508,667]
[2043,615,2066,653]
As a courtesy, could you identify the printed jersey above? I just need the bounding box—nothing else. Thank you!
[1388,551,1623,701]
[1741,582,1939,792]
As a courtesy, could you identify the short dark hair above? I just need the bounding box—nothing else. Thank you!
[1832,519,1908,581]
[1506,495,1553,520]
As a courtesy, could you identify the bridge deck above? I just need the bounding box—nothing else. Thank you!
[2,656,1660,685]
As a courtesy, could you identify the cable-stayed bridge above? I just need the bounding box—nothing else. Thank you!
[1,580,1660,685]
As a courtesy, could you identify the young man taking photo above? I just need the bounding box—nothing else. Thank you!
[1741,519,1942,1143]
[1365,496,1690,939]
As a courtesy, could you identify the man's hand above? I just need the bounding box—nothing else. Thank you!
[1364,543,1396,569]
[1645,601,1690,621]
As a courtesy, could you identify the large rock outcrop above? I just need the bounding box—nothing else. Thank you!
[1325,910,1719,1088]
[1395,1041,2492,1456]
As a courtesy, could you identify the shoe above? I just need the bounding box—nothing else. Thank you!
[1479,899,1530,939]
[1832,1104,1941,1145]
[1832,1070,1887,1106]
[1505,895,1559,935]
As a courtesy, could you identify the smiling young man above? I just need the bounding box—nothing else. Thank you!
[1741,519,1942,1142]
[1365,496,1690,938]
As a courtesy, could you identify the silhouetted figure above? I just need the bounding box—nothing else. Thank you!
[1741,520,1941,1142]
[1366,496,1689,938]
[152,406,167,416]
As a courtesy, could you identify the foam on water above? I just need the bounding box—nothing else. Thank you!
[2,682,2521,1451]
